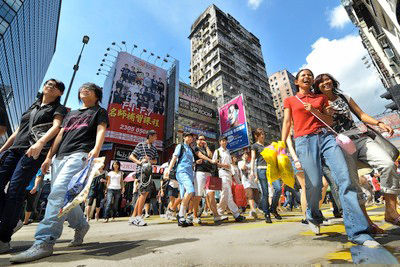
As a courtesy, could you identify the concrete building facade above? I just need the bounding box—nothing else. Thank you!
[342,0,400,109]
[189,4,279,143]
[269,69,297,122]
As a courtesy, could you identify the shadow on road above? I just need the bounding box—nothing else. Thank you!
[1,238,198,265]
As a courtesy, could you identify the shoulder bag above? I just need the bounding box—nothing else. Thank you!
[338,94,399,161]
[29,106,53,156]
[205,149,222,190]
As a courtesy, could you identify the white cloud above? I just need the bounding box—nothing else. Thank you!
[301,34,390,116]
[247,0,263,10]
[329,5,351,29]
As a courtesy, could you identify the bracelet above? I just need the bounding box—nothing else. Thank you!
[376,121,384,126]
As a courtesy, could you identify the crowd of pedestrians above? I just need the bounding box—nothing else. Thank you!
[0,68,399,263]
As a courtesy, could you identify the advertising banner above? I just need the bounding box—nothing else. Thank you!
[105,52,166,149]
[218,94,250,151]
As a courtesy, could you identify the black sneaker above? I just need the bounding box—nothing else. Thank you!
[177,215,188,227]
[301,219,309,225]
[271,211,282,220]
[235,215,246,222]
[333,212,342,218]
[265,214,272,223]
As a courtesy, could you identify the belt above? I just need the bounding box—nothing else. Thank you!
[257,166,267,169]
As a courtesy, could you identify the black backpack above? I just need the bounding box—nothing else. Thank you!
[169,144,186,180]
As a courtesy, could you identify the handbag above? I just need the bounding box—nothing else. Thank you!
[28,107,53,155]
[338,94,399,161]
[231,182,247,207]
[295,96,357,155]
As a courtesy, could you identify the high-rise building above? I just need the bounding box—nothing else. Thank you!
[189,5,279,143]
[342,0,400,110]
[0,0,62,134]
[269,70,297,121]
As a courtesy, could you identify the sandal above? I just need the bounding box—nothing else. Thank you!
[370,223,385,234]
[385,215,400,226]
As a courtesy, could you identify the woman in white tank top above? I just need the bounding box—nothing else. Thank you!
[104,161,125,222]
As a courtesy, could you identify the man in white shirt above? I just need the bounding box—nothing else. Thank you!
[213,136,246,222]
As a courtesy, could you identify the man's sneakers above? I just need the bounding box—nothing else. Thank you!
[68,224,90,247]
[265,214,272,224]
[363,240,382,248]
[271,211,282,220]
[0,241,10,254]
[193,217,201,224]
[10,243,53,263]
[177,215,189,227]
[130,216,147,226]
[308,220,321,235]
[186,213,194,226]
[234,215,246,222]
[214,215,229,223]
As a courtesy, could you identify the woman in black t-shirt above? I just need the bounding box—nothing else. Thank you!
[12,83,109,264]
[86,164,107,221]
[249,128,283,223]
[0,79,67,253]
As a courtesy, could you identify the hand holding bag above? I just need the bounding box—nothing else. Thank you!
[296,96,357,155]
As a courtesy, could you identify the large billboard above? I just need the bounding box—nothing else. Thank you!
[218,94,250,151]
[105,52,166,149]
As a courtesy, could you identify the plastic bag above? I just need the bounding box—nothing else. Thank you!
[261,143,280,184]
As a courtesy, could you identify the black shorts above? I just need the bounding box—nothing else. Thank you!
[167,185,179,198]
[24,190,37,212]
[137,173,152,195]
[88,194,103,208]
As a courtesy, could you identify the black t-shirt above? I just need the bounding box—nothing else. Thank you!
[251,143,266,167]
[194,145,212,172]
[0,107,7,128]
[11,99,67,150]
[57,105,109,157]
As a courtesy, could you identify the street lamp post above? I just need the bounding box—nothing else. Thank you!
[63,35,89,106]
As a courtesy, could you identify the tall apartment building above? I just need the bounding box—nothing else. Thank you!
[0,0,62,134]
[342,0,400,110]
[269,70,297,121]
[189,5,279,142]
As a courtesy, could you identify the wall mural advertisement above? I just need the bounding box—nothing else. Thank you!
[218,94,250,151]
[105,52,166,149]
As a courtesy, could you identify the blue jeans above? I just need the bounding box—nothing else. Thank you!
[295,129,373,244]
[34,152,89,245]
[257,169,282,215]
[104,189,121,219]
[0,149,44,242]
[176,171,194,199]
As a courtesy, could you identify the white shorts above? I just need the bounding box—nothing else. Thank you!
[194,171,210,196]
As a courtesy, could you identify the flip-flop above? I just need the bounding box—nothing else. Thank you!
[370,223,385,234]
[385,215,400,227]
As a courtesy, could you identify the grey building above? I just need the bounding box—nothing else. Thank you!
[189,5,279,143]
[269,70,297,122]
[0,0,62,134]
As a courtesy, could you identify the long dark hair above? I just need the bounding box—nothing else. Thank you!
[111,161,121,172]
[313,73,342,95]
[78,83,103,104]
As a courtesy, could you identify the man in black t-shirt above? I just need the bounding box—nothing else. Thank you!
[128,130,158,226]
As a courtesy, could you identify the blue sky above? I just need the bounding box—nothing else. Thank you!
[42,0,388,115]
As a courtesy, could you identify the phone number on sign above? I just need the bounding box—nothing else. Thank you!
[119,124,148,134]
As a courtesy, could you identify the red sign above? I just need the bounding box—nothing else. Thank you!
[105,52,166,149]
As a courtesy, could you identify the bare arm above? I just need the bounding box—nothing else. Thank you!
[0,127,19,153]
[349,98,394,135]
[88,122,107,159]
[26,115,64,159]
[286,135,298,162]
[120,172,125,193]
[196,151,214,163]
[250,149,256,176]
[281,108,293,143]
[164,155,178,179]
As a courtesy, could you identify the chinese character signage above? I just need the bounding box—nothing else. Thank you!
[105,52,166,149]
[218,94,250,151]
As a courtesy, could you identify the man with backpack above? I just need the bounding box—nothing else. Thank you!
[164,132,215,227]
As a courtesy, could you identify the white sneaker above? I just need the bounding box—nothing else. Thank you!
[249,210,258,219]
[214,215,229,223]
[136,216,147,226]
[308,221,321,235]
[13,220,23,234]
[193,218,201,224]
[68,224,90,247]
[144,214,150,218]
[128,216,136,224]
[0,240,10,254]
[10,243,53,263]
[363,240,382,248]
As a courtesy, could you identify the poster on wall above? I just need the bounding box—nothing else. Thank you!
[218,94,250,151]
[105,52,166,149]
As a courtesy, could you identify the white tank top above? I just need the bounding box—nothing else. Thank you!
[108,171,123,190]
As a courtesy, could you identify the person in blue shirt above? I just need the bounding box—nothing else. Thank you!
[23,170,44,225]
[165,132,215,227]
